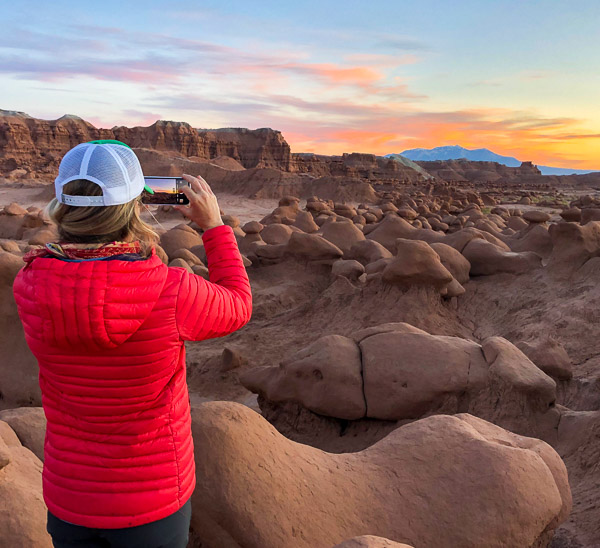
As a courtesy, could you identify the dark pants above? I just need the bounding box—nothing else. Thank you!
[47,498,192,548]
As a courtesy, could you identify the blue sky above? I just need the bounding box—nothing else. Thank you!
[2,0,599,167]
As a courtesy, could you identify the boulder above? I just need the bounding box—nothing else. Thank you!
[360,331,487,420]
[381,239,453,291]
[547,221,600,276]
[261,223,295,245]
[347,240,393,265]
[523,210,551,223]
[246,324,559,437]
[0,240,21,254]
[221,214,241,228]
[331,259,365,281]
[285,233,343,261]
[321,221,366,256]
[0,253,41,407]
[27,226,58,246]
[509,225,553,257]
[559,207,581,223]
[429,242,471,284]
[170,248,204,266]
[462,239,542,276]
[0,421,51,547]
[260,205,299,225]
[516,339,573,381]
[240,335,365,420]
[159,224,203,259]
[581,208,600,225]
[190,402,570,548]
[168,257,194,273]
[506,216,529,231]
[221,347,248,372]
[293,211,319,233]
[153,244,169,265]
[4,202,28,216]
[0,408,46,461]
[366,216,415,252]
[242,221,264,234]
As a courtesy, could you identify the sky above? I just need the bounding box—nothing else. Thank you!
[2,0,600,169]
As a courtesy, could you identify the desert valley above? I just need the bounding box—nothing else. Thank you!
[2,109,600,547]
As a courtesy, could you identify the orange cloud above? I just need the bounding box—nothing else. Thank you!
[281,109,600,169]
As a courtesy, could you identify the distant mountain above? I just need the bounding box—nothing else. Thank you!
[394,145,597,176]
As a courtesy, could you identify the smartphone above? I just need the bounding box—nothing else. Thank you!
[141,176,191,206]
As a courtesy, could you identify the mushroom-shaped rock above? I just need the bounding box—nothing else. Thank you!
[190,402,571,548]
[279,196,300,208]
[168,257,194,273]
[396,206,418,220]
[170,248,204,266]
[293,211,319,233]
[242,221,264,234]
[221,214,241,228]
[159,224,203,259]
[240,335,365,420]
[506,216,529,231]
[260,205,299,225]
[4,202,28,216]
[333,536,414,548]
[0,408,46,462]
[347,240,393,265]
[581,208,600,225]
[0,420,51,547]
[27,226,58,246]
[261,223,295,245]
[524,210,551,223]
[360,331,487,420]
[516,339,573,381]
[546,221,600,276]
[509,224,553,258]
[192,264,210,278]
[331,259,365,281]
[462,239,542,276]
[429,242,471,284]
[221,347,248,372]
[382,239,453,291]
[0,253,40,407]
[285,232,343,261]
[1,239,21,254]
[559,207,581,223]
[321,221,366,256]
[249,323,559,437]
[154,244,169,265]
[366,215,415,252]
[445,278,465,297]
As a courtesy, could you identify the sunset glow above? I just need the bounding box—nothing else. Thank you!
[2,0,599,169]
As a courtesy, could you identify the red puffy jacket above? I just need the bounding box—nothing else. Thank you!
[12,225,252,528]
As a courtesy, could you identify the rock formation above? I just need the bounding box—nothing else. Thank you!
[189,401,570,548]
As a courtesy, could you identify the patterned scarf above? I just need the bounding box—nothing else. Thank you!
[23,241,142,267]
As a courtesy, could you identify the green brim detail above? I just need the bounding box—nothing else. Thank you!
[89,139,132,149]
[144,184,155,194]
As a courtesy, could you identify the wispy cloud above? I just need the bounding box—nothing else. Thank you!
[2,20,598,170]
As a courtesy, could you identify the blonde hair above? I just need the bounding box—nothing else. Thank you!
[47,179,158,255]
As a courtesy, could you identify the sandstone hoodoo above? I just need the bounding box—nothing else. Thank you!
[4,109,600,547]
[189,402,570,548]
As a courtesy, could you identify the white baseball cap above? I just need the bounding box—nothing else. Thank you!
[54,140,154,207]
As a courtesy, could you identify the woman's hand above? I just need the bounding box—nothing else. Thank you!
[174,174,224,231]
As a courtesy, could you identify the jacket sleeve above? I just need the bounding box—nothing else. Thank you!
[175,224,252,341]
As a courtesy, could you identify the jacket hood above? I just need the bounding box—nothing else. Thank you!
[21,252,168,350]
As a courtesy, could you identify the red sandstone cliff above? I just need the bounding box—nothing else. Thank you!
[0,111,292,177]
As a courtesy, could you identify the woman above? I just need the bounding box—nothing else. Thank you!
[12,140,252,547]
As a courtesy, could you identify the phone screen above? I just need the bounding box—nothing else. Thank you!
[141,177,190,205]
